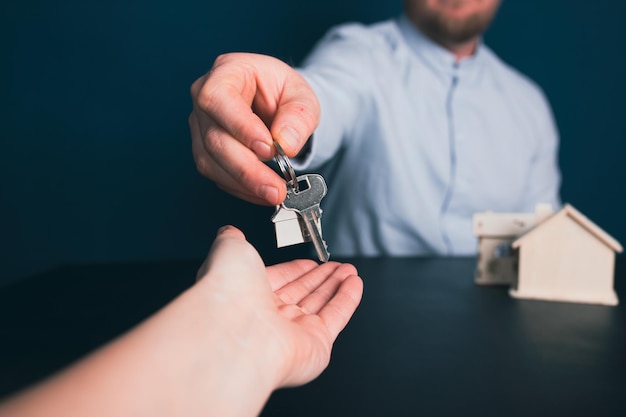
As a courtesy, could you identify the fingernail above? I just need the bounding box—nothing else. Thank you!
[277,126,300,152]
[217,225,231,235]
[259,185,279,204]
[251,140,272,158]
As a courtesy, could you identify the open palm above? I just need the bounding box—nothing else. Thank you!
[197,226,363,388]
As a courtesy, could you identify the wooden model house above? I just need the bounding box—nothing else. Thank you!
[509,204,622,306]
[473,204,553,285]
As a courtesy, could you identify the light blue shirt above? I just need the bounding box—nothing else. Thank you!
[293,15,561,256]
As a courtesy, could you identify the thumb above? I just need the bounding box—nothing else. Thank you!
[270,74,320,157]
[214,225,247,241]
[196,226,266,283]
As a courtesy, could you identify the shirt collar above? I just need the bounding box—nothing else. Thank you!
[397,14,485,83]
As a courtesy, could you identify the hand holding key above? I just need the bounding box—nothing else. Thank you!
[188,52,320,206]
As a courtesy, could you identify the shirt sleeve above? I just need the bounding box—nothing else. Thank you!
[292,24,377,171]
[524,87,563,211]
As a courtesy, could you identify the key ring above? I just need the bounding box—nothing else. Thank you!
[274,141,299,193]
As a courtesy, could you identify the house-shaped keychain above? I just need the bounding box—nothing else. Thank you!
[271,206,310,248]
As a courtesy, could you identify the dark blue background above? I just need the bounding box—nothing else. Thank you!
[1,1,625,285]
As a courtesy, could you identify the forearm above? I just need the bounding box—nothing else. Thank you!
[1,226,362,417]
[0,282,280,417]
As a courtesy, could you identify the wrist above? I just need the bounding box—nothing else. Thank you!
[190,280,289,397]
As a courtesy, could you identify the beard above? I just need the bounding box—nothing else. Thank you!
[408,1,500,46]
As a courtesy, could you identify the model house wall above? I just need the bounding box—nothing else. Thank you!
[473,204,552,285]
[271,207,309,248]
[510,204,622,306]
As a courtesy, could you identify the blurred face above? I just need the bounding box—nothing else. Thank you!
[405,0,501,47]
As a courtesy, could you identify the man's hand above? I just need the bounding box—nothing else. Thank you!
[189,53,320,206]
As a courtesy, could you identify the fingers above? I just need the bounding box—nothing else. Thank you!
[196,225,248,280]
[279,264,362,343]
[200,54,319,157]
[189,53,320,205]
[272,261,363,338]
[273,262,354,305]
[214,225,246,240]
[189,109,287,205]
[190,62,275,160]
[268,81,320,157]
[266,259,320,292]
[317,275,363,339]
[196,225,267,288]
[206,225,260,269]
[296,263,358,313]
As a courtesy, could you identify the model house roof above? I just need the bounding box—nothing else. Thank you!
[473,204,553,237]
[512,204,623,253]
[271,207,298,222]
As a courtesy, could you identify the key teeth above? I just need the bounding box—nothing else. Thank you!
[313,238,330,263]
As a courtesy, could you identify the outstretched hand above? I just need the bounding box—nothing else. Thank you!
[196,225,363,387]
[0,225,361,417]
[189,53,320,206]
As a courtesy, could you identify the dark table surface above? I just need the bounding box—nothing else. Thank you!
[1,257,625,416]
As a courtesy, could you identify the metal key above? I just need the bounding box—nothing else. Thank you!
[281,174,330,262]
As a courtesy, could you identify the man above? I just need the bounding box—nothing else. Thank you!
[188,0,561,257]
